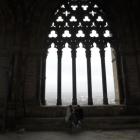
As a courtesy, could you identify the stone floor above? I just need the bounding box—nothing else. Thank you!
[0,129,140,140]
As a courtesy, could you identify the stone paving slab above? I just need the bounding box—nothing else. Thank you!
[0,130,140,140]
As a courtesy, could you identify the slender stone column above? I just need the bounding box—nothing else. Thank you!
[120,49,130,105]
[99,48,108,105]
[41,50,48,105]
[57,49,62,105]
[86,49,93,105]
[114,49,124,104]
[71,49,77,105]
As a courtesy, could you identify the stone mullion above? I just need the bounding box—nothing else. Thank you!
[57,49,62,105]
[120,49,130,105]
[86,49,93,105]
[71,48,77,105]
[99,48,108,105]
[114,49,124,104]
[41,50,48,105]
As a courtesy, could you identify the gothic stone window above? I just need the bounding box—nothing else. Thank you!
[43,0,118,106]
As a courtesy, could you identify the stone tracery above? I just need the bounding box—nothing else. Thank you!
[45,0,114,105]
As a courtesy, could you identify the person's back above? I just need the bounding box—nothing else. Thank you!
[75,105,84,126]
[75,107,83,119]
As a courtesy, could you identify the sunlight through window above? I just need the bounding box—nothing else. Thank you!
[77,43,88,105]
[91,44,103,105]
[62,43,72,105]
[45,43,57,105]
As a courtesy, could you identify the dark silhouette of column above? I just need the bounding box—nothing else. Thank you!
[86,48,93,105]
[41,50,48,105]
[99,48,108,105]
[57,49,62,105]
[71,48,77,105]
[120,49,130,105]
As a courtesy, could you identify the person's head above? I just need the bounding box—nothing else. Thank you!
[69,105,72,109]
[77,105,80,109]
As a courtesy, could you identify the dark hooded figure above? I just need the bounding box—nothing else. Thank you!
[74,105,83,127]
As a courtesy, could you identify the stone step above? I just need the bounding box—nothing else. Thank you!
[14,116,140,131]
[16,116,140,124]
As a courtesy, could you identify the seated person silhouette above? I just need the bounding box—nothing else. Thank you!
[65,105,76,126]
[74,105,83,127]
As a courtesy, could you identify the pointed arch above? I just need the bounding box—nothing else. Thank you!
[39,0,125,106]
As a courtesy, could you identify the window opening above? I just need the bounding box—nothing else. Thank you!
[45,0,116,105]
[77,43,87,105]
[45,43,57,105]
[62,43,72,105]
[91,44,103,104]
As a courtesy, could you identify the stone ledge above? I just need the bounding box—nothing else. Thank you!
[25,105,140,117]
[11,116,140,131]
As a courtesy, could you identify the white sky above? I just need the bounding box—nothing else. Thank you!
[45,43,115,100]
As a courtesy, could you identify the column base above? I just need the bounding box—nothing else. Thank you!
[72,99,77,105]
[103,98,108,105]
[57,99,62,105]
[88,99,93,105]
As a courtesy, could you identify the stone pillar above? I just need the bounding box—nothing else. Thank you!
[57,49,62,105]
[41,50,48,105]
[86,48,93,105]
[120,49,130,105]
[114,49,124,104]
[71,48,77,105]
[99,48,108,105]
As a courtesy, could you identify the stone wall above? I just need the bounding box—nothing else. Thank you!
[0,0,140,119]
